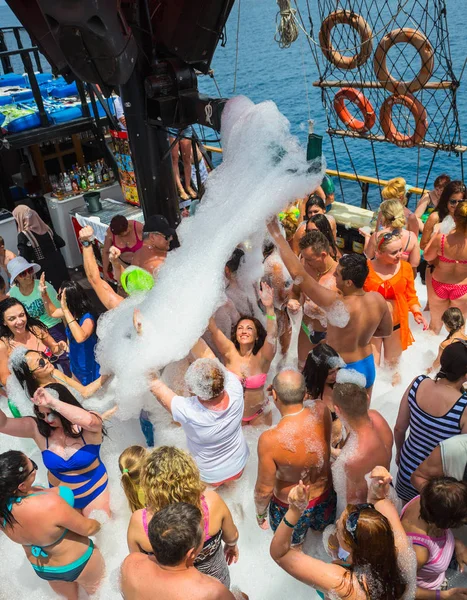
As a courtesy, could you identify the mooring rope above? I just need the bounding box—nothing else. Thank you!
[275,0,299,48]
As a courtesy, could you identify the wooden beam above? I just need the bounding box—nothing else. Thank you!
[328,128,467,153]
[313,80,455,90]
[325,168,426,195]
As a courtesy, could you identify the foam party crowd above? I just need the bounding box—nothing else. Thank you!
[1,97,467,600]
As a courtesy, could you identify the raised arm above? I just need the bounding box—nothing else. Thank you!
[208,317,236,357]
[60,289,95,343]
[0,406,40,441]
[270,482,345,594]
[267,218,338,308]
[258,282,277,363]
[191,337,216,360]
[51,369,107,399]
[148,373,176,413]
[39,273,63,319]
[414,192,431,219]
[109,245,124,284]
[32,387,103,433]
[101,229,113,280]
[79,226,123,310]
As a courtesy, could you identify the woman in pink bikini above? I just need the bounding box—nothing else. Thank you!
[126,446,240,589]
[207,282,277,426]
[424,199,467,333]
[400,477,467,598]
[101,215,143,281]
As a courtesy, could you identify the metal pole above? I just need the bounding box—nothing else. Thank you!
[20,51,48,127]
[0,30,13,73]
[119,61,179,226]
[361,182,369,210]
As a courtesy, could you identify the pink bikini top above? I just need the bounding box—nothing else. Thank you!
[439,234,467,264]
[112,221,143,254]
[236,372,267,389]
[142,494,212,542]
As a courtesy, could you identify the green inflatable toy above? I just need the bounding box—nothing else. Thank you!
[120,266,155,295]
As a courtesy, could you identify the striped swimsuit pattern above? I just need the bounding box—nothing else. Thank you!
[396,375,467,502]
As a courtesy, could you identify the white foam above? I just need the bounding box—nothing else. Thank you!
[335,369,366,388]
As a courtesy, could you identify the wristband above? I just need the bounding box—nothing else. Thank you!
[224,540,238,547]
[266,314,277,320]
[435,590,441,600]
[67,320,76,325]
[256,512,267,522]
[282,516,296,529]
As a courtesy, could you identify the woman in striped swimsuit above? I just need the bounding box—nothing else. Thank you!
[126,446,240,588]
[395,341,467,502]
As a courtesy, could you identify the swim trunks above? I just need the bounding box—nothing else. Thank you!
[269,487,336,545]
[342,354,376,389]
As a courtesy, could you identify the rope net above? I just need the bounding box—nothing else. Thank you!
[311,0,462,153]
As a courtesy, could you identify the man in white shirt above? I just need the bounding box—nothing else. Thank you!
[113,95,127,130]
[149,357,249,486]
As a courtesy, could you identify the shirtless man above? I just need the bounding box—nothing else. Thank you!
[131,214,175,274]
[254,369,335,544]
[332,382,393,512]
[121,503,236,600]
[268,217,392,394]
[287,231,337,368]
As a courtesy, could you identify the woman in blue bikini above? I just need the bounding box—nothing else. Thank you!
[0,384,109,517]
[0,449,104,598]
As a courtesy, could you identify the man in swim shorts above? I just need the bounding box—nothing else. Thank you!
[268,218,392,396]
[254,369,335,544]
[287,231,337,367]
[332,382,393,511]
[121,503,236,599]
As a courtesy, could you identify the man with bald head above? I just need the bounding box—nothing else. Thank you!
[254,369,335,544]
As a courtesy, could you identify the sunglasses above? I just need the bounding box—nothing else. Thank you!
[18,267,34,278]
[345,503,374,542]
[377,229,400,251]
[22,458,38,479]
[154,232,171,241]
[449,199,464,206]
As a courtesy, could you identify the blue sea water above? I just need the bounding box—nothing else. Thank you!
[0,0,465,209]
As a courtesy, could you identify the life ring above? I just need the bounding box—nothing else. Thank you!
[380,93,428,148]
[374,28,434,94]
[319,10,373,69]
[334,88,376,133]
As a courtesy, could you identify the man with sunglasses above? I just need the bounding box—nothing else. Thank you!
[131,215,176,275]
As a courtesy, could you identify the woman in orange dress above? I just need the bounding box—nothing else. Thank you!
[364,231,427,384]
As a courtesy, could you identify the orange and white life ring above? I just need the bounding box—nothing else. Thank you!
[319,10,373,69]
[380,93,428,147]
[334,88,376,133]
[374,28,434,94]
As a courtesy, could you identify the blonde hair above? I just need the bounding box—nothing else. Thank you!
[119,445,148,512]
[454,201,467,231]
[380,199,406,229]
[382,177,407,204]
[376,230,402,253]
[142,446,205,513]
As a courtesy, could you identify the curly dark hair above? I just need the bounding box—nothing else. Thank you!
[435,180,466,223]
[0,298,47,340]
[231,316,267,355]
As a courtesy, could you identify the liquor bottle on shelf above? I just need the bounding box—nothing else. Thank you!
[94,161,102,185]
[58,173,65,191]
[79,169,88,191]
[63,171,73,194]
[86,164,95,188]
[108,163,115,181]
[101,161,110,183]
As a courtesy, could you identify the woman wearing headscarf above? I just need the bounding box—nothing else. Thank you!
[13,205,68,291]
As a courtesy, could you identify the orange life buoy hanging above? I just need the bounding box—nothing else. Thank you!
[334,88,376,133]
[380,93,428,148]
[374,28,435,94]
[319,10,373,69]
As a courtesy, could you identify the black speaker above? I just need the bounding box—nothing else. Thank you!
[149,0,236,74]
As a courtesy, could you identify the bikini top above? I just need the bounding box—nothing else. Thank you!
[42,432,106,499]
[3,486,74,558]
[439,234,467,264]
[141,494,213,555]
[401,232,412,257]
[236,373,267,390]
[112,221,143,254]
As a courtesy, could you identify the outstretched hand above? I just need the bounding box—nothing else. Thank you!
[32,387,54,408]
[414,312,429,331]
[108,246,121,263]
[287,480,309,513]
[258,281,274,309]
[367,466,392,502]
[133,308,143,335]
[267,216,282,238]
[39,272,47,295]
[79,225,94,243]
[60,288,68,309]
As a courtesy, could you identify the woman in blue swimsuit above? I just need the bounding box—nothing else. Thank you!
[0,450,104,597]
[0,383,109,517]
